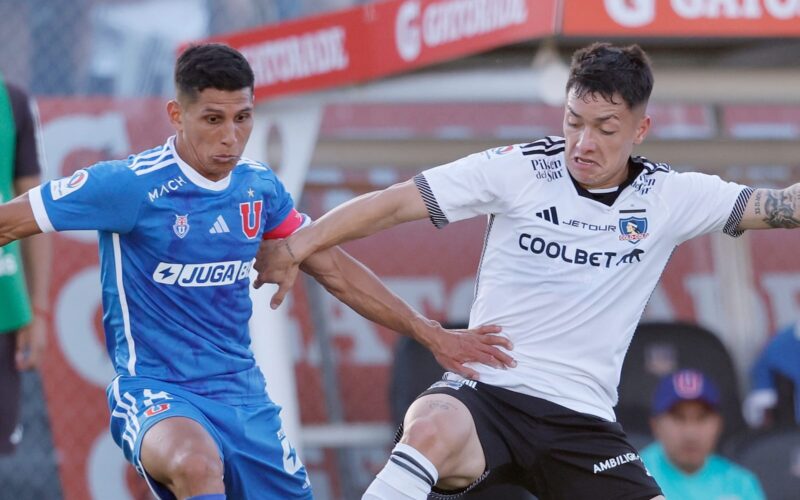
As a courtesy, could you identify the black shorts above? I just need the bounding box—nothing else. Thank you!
[402,374,663,500]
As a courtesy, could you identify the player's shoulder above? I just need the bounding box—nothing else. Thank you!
[234,157,280,182]
[466,136,564,163]
[631,155,672,177]
[125,141,177,177]
[518,136,565,158]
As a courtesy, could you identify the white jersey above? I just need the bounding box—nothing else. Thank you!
[415,136,753,421]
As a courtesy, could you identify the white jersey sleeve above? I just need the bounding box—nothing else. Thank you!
[663,171,754,244]
[414,145,533,227]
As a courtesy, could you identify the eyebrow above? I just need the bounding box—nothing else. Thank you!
[201,105,254,114]
[566,105,619,123]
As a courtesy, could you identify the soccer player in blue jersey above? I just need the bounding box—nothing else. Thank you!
[0,43,514,500]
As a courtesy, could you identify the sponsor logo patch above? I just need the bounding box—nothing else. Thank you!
[593,452,641,474]
[153,260,252,287]
[535,206,559,225]
[144,403,170,417]
[486,145,515,158]
[51,169,89,200]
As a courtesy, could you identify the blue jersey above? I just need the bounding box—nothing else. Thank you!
[29,136,306,403]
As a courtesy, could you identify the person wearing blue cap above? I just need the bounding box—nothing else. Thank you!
[641,369,765,500]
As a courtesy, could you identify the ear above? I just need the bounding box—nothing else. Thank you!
[167,99,182,132]
[634,114,651,145]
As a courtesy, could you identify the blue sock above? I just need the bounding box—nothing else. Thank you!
[187,495,225,500]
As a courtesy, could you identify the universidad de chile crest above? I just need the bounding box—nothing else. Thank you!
[619,216,648,244]
[173,214,190,239]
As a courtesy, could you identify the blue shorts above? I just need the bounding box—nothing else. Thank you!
[107,376,312,499]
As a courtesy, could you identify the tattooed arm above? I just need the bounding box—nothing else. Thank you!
[738,185,800,230]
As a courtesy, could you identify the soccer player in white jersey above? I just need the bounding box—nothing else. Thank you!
[0,44,515,499]
[254,42,800,499]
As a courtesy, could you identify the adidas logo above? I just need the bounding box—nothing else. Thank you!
[535,206,559,225]
[209,215,230,234]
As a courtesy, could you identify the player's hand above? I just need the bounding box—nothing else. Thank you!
[425,324,516,380]
[15,315,47,370]
[253,238,301,309]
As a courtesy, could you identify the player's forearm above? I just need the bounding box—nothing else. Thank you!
[305,248,441,347]
[0,194,42,247]
[290,180,427,262]
[741,184,800,230]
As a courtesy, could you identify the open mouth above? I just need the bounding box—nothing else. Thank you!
[574,156,597,166]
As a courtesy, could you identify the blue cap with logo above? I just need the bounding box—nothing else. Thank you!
[652,369,721,415]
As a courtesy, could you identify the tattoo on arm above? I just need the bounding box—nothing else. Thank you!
[426,399,454,411]
[762,188,800,228]
[754,190,762,216]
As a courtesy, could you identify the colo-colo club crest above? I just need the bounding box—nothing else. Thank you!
[173,214,190,239]
[619,217,648,244]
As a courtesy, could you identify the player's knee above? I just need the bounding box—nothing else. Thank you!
[402,412,468,465]
[167,451,224,486]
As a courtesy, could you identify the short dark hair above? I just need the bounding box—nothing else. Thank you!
[175,43,255,102]
[566,42,653,109]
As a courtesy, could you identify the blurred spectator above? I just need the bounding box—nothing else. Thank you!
[0,77,49,454]
[642,370,765,500]
[744,320,800,429]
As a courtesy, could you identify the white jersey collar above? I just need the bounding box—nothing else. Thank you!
[168,136,232,191]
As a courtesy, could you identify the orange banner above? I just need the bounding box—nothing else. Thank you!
[562,0,800,37]
[202,0,558,101]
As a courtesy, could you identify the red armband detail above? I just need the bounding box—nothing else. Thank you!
[263,209,305,240]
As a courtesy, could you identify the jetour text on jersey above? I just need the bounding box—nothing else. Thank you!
[518,233,640,268]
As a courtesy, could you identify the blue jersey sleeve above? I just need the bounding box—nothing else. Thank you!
[261,173,295,234]
[34,161,143,233]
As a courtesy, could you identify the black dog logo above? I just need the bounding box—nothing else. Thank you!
[616,248,645,266]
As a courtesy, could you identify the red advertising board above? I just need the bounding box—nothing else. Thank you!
[562,0,800,37]
[203,0,558,101]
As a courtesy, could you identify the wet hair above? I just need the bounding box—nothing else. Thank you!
[566,42,653,109]
[174,43,254,102]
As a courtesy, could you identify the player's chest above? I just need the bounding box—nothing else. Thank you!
[507,190,669,271]
[136,187,269,254]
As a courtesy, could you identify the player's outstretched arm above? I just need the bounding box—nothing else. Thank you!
[0,192,42,247]
[254,179,429,309]
[299,245,515,378]
[738,184,800,230]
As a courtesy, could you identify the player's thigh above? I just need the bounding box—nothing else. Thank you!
[140,416,223,484]
[537,417,662,500]
[218,402,312,499]
[401,393,485,485]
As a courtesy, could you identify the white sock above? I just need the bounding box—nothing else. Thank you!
[362,443,439,500]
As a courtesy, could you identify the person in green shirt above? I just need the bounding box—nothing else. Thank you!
[642,369,765,500]
[0,78,50,455]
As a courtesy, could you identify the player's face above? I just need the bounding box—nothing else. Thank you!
[168,87,254,181]
[563,90,650,190]
[650,401,722,474]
